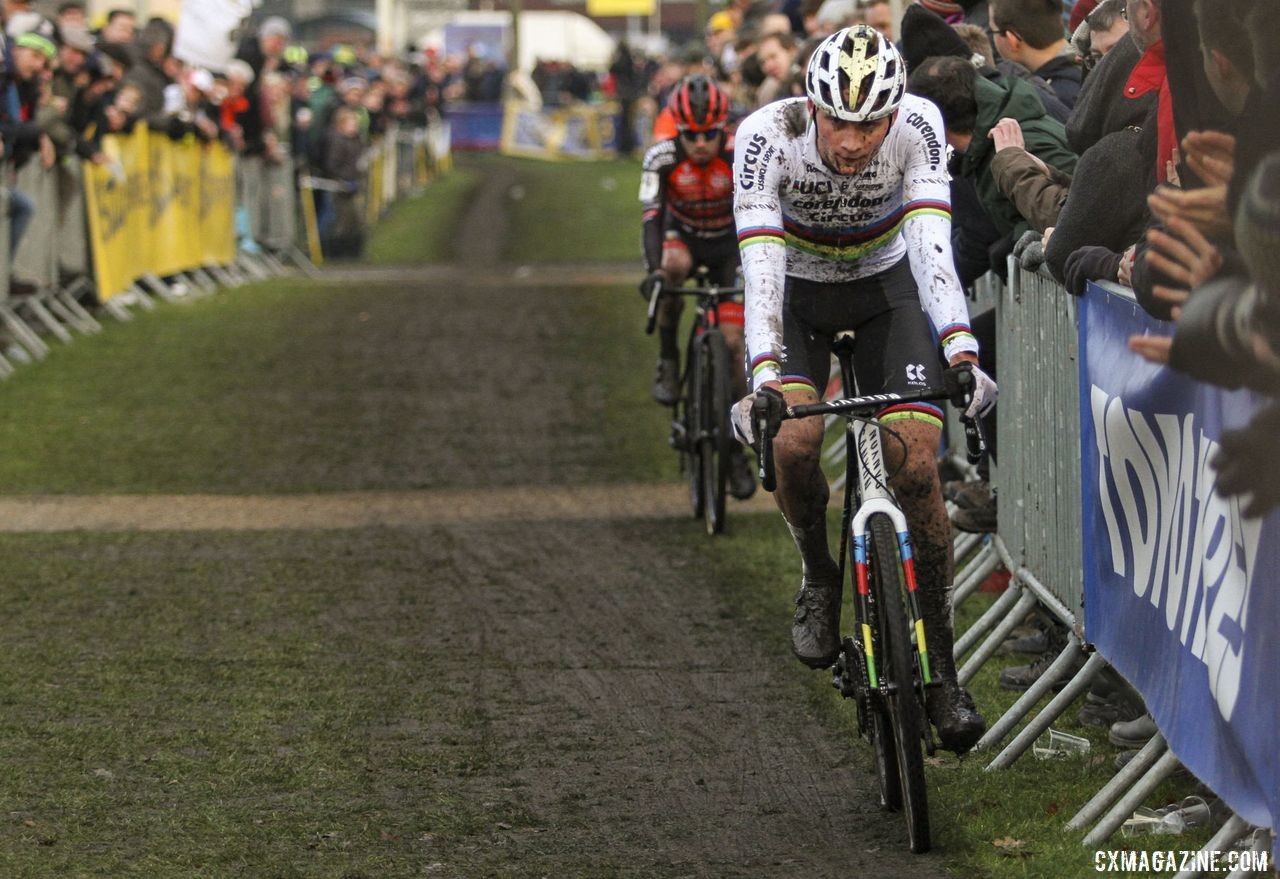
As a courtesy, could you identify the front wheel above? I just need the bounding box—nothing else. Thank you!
[868,512,930,854]
[681,344,704,520]
[699,331,731,535]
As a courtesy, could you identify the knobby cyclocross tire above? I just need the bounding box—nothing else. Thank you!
[699,331,732,535]
[867,512,931,853]
[682,342,705,520]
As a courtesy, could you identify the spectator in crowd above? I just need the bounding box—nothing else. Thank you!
[988,0,1083,110]
[122,18,176,130]
[56,1,85,30]
[1073,0,1129,74]
[318,106,366,259]
[862,0,896,40]
[908,55,1077,532]
[610,42,642,156]
[754,31,798,105]
[97,8,135,46]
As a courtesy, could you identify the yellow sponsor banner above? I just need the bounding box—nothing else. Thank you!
[586,0,654,15]
[200,142,236,267]
[84,130,236,300]
[83,130,147,301]
[148,131,184,277]
[174,139,204,273]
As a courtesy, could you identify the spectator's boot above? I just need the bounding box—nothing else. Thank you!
[786,518,841,668]
[651,357,680,406]
[919,584,986,754]
[728,445,756,500]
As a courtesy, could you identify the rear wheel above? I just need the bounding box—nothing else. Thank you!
[867,513,930,853]
[700,331,731,535]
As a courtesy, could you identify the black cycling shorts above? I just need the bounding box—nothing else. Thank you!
[662,220,739,287]
[779,257,946,428]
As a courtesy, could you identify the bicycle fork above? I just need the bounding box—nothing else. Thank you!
[847,415,935,694]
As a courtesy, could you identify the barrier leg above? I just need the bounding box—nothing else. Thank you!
[236,252,271,282]
[1171,815,1254,879]
[1081,750,1184,846]
[141,273,181,303]
[101,296,133,322]
[19,295,73,344]
[260,251,288,275]
[0,348,16,377]
[974,634,1086,752]
[1066,732,1167,830]
[49,287,99,335]
[0,303,49,358]
[958,589,1040,684]
[952,531,984,567]
[55,278,102,333]
[135,285,158,311]
[953,579,1023,660]
[285,246,322,279]
[986,653,1106,770]
[1225,827,1273,879]
[952,542,1000,611]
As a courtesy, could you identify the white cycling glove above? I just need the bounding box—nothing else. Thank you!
[964,364,998,419]
[731,393,757,445]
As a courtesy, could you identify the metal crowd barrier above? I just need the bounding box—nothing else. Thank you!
[943,260,1273,862]
[0,119,449,373]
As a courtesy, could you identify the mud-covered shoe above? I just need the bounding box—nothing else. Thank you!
[925,678,987,754]
[729,446,756,500]
[651,358,679,406]
[944,480,992,511]
[791,576,841,668]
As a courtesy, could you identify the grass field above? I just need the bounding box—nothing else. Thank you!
[364,165,481,264]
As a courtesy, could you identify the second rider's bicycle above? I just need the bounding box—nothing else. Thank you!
[644,269,745,536]
[755,332,983,853]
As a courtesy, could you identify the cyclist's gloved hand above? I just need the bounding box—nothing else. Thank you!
[732,385,784,445]
[639,270,665,301]
[962,363,998,419]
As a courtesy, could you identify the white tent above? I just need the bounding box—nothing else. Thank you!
[420,11,617,72]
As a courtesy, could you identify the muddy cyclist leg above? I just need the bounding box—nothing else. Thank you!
[881,417,986,752]
[651,239,692,405]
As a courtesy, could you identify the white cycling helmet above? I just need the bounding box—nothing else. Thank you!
[805,24,907,122]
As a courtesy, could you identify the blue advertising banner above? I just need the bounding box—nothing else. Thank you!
[1079,282,1278,857]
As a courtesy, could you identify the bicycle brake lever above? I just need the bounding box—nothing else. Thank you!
[644,280,663,335]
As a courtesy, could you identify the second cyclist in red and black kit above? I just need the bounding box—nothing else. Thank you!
[639,75,754,499]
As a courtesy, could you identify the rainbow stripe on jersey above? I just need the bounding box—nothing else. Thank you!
[781,200,951,263]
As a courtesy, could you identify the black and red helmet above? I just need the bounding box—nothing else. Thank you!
[667,75,729,133]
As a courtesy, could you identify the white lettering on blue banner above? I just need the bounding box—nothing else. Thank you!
[1089,386,1260,722]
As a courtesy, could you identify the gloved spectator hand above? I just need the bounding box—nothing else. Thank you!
[638,270,664,301]
[1013,229,1045,272]
[1064,245,1122,296]
[1212,403,1280,518]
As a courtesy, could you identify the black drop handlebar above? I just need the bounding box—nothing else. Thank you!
[643,280,746,336]
[754,364,988,493]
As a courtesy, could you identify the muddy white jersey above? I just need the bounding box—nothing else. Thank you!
[732,95,977,388]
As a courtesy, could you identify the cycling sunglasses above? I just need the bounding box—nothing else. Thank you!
[679,127,724,143]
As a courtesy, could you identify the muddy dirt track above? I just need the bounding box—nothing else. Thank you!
[302,174,950,877]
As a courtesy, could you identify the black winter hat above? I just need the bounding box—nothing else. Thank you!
[900,4,972,74]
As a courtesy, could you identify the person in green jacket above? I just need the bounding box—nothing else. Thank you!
[907,54,1078,241]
